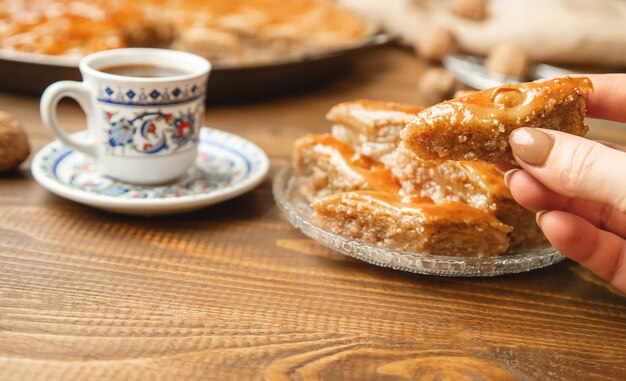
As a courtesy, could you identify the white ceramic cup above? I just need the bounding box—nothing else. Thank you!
[40,48,211,184]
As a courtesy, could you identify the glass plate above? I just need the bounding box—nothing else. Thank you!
[273,165,565,277]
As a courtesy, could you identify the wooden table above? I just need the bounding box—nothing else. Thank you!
[1,47,625,381]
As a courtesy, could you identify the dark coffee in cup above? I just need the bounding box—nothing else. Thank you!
[101,64,188,78]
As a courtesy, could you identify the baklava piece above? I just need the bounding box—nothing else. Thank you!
[313,191,512,257]
[293,134,400,202]
[326,100,422,164]
[1,0,372,66]
[390,145,546,248]
[401,77,594,164]
[493,196,548,249]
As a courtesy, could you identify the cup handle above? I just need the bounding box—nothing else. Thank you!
[40,81,97,158]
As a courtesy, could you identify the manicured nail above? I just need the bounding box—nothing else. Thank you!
[510,128,554,166]
[536,210,549,227]
[503,169,520,188]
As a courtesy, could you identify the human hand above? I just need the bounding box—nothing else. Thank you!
[496,74,626,293]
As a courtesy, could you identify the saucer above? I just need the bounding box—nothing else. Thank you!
[32,127,269,215]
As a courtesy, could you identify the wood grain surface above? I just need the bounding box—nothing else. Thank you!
[0,47,625,381]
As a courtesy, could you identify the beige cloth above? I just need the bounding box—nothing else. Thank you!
[340,0,626,67]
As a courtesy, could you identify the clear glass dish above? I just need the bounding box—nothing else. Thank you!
[273,165,565,277]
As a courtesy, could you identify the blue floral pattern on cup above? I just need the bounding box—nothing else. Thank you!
[104,109,197,154]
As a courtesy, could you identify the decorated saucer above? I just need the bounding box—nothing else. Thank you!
[32,127,269,215]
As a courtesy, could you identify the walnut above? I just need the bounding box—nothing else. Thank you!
[485,43,530,78]
[414,26,457,63]
[450,0,488,21]
[0,111,30,172]
[417,68,458,106]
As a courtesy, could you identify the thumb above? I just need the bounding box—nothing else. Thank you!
[509,128,626,213]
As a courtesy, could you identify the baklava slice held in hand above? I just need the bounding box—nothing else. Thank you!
[401,77,593,164]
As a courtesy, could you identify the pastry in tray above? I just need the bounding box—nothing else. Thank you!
[313,191,512,257]
[326,100,423,164]
[401,77,594,164]
[0,0,372,66]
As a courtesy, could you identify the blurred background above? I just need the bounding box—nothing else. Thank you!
[2,0,626,111]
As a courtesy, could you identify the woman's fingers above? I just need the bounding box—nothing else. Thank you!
[509,128,626,213]
[580,74,626,123]
[495,139,626,173]
[538,210,626,292]
[505,169,626,238]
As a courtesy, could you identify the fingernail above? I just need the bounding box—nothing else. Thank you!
[510,128,554,166]
[536,210,549,227]
[503,169,520,188]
